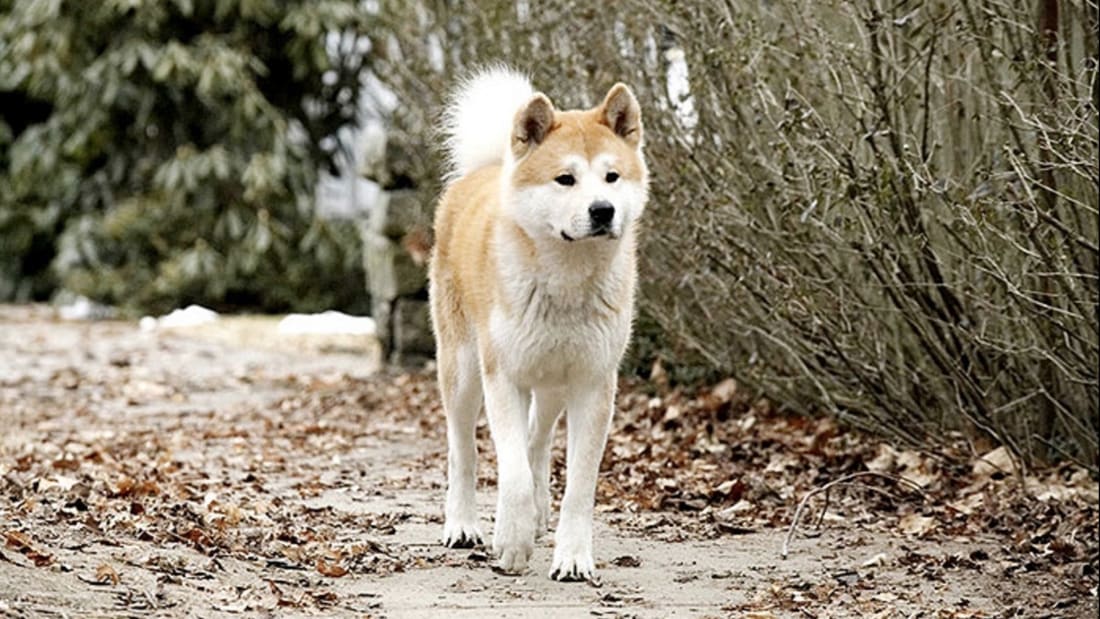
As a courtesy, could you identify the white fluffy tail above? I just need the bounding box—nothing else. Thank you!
[442,65,533,182]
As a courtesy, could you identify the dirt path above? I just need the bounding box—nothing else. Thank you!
[1,305,1096,618]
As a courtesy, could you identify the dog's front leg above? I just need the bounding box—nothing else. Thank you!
[482,370,536,574]
[528,389,565,537]
[550,376,615,581]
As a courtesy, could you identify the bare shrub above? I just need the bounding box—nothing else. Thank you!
[370,0,1098,468]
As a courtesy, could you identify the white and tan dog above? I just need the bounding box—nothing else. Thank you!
[429,66,647,581]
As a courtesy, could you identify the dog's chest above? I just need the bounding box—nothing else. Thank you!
[490,277,630,387]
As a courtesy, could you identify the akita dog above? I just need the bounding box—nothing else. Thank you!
[429,66,648,581]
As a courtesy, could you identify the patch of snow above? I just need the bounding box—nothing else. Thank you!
[58,296,116,321]
[277,311,376,336]
[140,305,219,332]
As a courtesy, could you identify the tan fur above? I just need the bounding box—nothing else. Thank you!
[430,74,647,580]
[432,102,642,355]
[511,111,644,187]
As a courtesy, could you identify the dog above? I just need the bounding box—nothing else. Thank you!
[429,66,648,581]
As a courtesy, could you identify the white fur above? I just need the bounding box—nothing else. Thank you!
[441,342,484,549]
[443,65,534,182]
[488,230,635,388]
[504,153,648,243]
[434,69,647,582]
[461,230,637,580]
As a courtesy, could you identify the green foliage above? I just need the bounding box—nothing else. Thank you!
[0,0,370,314]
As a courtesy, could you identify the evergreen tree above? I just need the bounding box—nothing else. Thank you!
[0,0,371,313]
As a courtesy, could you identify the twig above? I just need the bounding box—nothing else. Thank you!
[813,487,831,528]
[781,471,927,559]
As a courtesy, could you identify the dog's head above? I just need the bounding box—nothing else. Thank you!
[504,83,648,243]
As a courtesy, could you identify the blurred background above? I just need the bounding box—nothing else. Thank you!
[1,0,1096,470]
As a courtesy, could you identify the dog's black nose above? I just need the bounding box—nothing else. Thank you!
[588,201,615,227]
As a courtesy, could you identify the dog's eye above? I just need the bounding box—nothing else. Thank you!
[554,174,575,186]
[605,171,620,183]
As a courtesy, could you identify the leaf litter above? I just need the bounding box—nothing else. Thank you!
[0,306,1096,617]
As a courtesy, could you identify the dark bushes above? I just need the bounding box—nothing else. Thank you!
[0,0,370,314]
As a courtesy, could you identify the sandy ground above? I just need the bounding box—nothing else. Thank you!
[0,305,1095,618]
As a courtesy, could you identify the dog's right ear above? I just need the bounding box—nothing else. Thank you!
[512,93,555,158]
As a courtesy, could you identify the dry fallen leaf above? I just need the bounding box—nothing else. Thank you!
[861,552,889,567]
[898,513,937,538]
[714,478,745,500]
[948,492,985,515]
[973,446,1016,478]
[865,444,898,473]
[316,558,348,578]
[4,530,53,567]
[4,530,33,550]
[894,450,939,488]
[95,563,121,585]
[709,378,738,405]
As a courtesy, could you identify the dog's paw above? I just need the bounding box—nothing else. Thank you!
[549,547,595,582]
[493,540,534,575]
[550,522,595,581]
[442,519,484,549]
[491,496,536,574]
[491,522,535,574]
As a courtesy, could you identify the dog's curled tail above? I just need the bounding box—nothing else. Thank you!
[442,65,534,182]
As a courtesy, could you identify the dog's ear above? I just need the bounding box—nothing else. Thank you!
[599,83,643,147]
[512,93,555,158]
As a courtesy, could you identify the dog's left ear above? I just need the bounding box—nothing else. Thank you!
[599,83,643,148]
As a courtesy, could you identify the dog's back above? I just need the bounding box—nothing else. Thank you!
[430,67,535,346]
